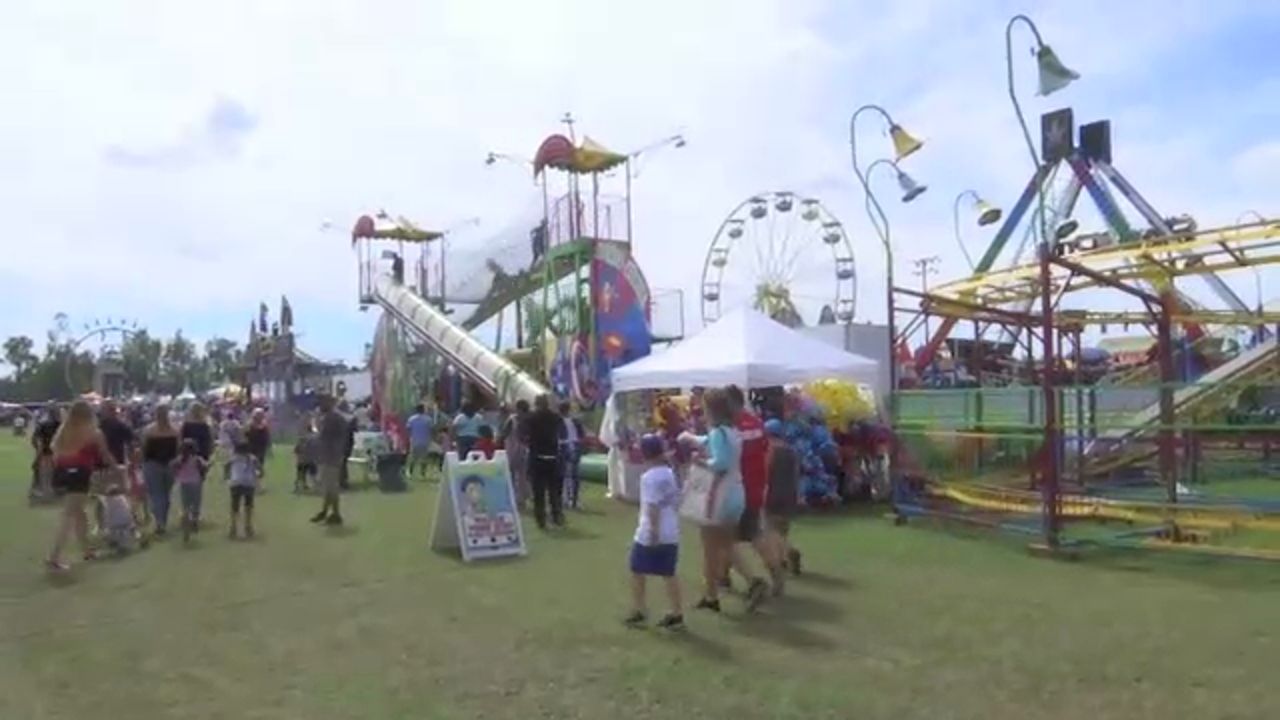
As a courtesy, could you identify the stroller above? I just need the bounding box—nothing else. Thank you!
[100,486,147,553]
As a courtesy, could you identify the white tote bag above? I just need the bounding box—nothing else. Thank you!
[678,462,720,525]
[678,427,741,525]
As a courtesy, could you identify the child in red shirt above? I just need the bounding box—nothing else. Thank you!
[473,425,497,459]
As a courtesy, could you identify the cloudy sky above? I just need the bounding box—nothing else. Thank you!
[3,0,1279,365]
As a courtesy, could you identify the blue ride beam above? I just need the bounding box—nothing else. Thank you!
[918,163,1055,372]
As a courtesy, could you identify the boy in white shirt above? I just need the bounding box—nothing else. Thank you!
[624,434,684,630]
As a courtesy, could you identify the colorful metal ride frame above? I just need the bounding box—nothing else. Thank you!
[889,111,1280,560]
[349,123,665,444]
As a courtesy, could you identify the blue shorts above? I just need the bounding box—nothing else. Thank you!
[629,543,678,577]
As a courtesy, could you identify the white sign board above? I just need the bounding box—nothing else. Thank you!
[431,450,528,562]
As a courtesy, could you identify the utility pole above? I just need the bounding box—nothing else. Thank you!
[912,256,941,338]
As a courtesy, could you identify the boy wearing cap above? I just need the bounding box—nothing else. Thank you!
[624,434,685,631]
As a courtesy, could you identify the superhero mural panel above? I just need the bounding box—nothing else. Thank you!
[549,244,652,408]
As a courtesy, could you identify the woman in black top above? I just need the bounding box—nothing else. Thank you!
[181,402,214,461]
[142,405,181,534]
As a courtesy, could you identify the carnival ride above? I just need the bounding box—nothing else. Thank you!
[890,111,1280,559]
[700,192,857,327]
[63,318,142,396]
[352,126,669,442]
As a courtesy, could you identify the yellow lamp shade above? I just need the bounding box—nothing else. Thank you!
[889,124,923,161]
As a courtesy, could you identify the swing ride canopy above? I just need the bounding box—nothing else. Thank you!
[610,307,879,392]
[351,214,443,244]
[532,134,627,176]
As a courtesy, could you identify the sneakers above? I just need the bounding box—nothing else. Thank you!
[694,597,721,613]
[309,511,328,524]
[625,612,686,631]
[656,614,686,631]
[324,513,343,526]
[44,559,70,572]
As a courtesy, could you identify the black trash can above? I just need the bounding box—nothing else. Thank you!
[376,452,407,492]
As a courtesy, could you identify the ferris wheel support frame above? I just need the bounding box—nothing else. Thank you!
[64,324,139,397]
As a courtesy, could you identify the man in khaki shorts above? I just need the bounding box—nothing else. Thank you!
[310,395,349,526]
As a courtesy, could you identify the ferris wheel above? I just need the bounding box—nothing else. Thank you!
[700,192,856,327]
[65,318,141,393]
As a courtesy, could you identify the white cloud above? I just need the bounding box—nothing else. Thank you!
[1,0,1278,363]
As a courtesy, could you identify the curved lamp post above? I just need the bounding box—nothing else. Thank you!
[952,190,1004,271]
[862,157,928,290]
[863,156,927,507]
[849,104,924,506]
[1006,14,1079,244]
[849,103,923,382]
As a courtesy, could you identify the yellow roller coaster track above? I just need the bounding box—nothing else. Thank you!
[930,220,1280,308]
[931,482,1280,532]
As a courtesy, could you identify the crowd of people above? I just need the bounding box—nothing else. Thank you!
[404,396,588,530]
[625,384,803,632]
[24,385,817,632]
[26,396,359,572]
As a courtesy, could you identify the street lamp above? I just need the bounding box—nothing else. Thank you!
[952,190,1003,271]
[849,104,924,505]
[862,158,929,270]
[1006,14,1079,244]
[863,156,927,500]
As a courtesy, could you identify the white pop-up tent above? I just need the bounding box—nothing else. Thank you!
[602,308,881,501]
[611,307,879,392]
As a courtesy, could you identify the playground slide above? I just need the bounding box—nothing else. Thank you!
[1093,340,1278,446]
[371,273,548,405]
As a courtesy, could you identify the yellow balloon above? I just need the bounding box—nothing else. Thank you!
[803,378,875,428]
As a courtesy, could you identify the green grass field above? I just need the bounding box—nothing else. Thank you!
[2,434,1279,719]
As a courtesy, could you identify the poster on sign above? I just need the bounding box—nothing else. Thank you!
[431,450,527,562]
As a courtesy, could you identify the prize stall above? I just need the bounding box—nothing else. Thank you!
[601,308,881,502]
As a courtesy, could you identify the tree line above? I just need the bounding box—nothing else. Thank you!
[1,314,244,402]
